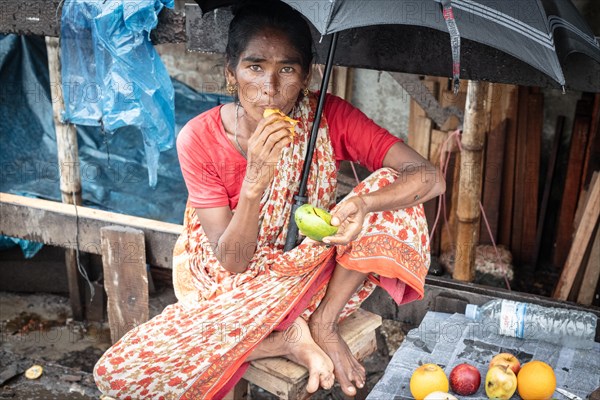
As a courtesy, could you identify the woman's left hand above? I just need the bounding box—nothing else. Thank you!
[322,196,368,245]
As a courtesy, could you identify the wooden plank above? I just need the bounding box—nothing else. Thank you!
[577,223,600,305]
[479,84,510,245]
[411,116,433,159]
[101,226,149,343]
[440,151,460,254]
[510,86,529,266]
[243,309,381,399]
[223,379,249,400]
[391,74,455,129]
[553,173,600,300]
[581,93,600,191]
[426,129,448,256]
[479,118,507,245]
[521,91,543,267]
[553,99,593,268]
[0,192,181,269]
[454,81,490,281]
[574,173,598,229]
[498,85,519,247]
[331,66,352,100]
[533,116,565,269]
[570,173,599,302]
[408,79,438,147]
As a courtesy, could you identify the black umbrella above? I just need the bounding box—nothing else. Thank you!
[193,0,600,250]
[195,0,600,91]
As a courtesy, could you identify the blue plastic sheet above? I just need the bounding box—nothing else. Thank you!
[0,236,44,259]
[0,34,232,258]
[60,0,175,187]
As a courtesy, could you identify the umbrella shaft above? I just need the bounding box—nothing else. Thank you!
[284,32,339,252]
[298,32,339,196]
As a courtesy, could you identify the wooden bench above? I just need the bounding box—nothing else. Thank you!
[225,309,382,400]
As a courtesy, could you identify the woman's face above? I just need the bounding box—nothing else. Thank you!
[227,27,309,123]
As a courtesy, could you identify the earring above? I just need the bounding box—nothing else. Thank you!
[303,88,310,96]
[226,82,238,95]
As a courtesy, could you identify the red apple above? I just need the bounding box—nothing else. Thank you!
[489,353,521,376]
[449,363,481,395]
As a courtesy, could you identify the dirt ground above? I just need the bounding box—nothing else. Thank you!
[0,287,406,400]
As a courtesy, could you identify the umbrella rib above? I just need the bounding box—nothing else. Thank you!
[454,0,554,48]
[548,15,600,51]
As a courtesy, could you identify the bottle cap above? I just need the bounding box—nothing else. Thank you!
[465,304,478,319]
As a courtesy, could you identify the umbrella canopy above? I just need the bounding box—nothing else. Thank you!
[194,0,600,92]
[192,0,600,250]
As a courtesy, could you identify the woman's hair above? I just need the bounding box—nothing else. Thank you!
[226,0,314,77]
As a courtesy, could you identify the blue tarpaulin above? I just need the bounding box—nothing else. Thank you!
[60,0,175,187]
[0,34,231,258]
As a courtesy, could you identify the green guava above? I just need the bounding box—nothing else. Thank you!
[294,204,338,241]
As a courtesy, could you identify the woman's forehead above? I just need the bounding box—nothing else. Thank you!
[240,28,303,64]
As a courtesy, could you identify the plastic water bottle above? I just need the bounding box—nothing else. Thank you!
[465,299,598,348]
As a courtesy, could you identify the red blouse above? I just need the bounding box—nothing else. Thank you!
[177,94,401,209]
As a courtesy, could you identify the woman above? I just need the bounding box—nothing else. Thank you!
[94,1,445,398]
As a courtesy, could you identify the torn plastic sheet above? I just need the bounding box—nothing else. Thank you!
[60,0,175,187]
[0,34,231,258]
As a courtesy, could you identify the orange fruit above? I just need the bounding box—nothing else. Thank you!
[410,363,449,400]
[517,360,556,400]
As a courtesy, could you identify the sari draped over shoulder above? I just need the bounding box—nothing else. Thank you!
[94,94,430,399]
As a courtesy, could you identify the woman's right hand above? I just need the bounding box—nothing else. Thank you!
[243,114,294,197]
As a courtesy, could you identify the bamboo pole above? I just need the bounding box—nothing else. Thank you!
[45,37,84,320]
[453,81,491,281]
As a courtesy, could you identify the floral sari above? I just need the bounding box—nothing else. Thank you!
[94,93,430,399]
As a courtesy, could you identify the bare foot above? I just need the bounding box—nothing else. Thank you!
[282,317,335,393]
[309,313,366,397]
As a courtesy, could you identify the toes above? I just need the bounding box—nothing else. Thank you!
[306,372,320,393]
[342,384,357,397]
[352,360,366,385]
[321,372,335,390]
[336,373,357,397]
[349,369,365,389]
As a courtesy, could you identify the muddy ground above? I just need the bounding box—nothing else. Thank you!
[0,287,406,400]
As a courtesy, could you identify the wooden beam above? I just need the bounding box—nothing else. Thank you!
[0,193,181,269]
[223,379,249,400]
[410,116,433,159]
[0,1,185,44]
[521,90,543,267]
[581,93,600,191]
[553,172,600,300]
[554,98,593,267]
[533,116,565,269]
[101,226,149,343]
[577,223,600,306]
[479,117,507,245]
[426,129,448,256]
[453,81,491,282]
[497,85,519,247]
[511,86,529,266]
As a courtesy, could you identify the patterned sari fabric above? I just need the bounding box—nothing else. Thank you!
[94,94,430,399]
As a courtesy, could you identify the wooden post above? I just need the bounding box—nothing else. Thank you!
[453,81,491,282]
[101,226,149,344]
[45,36,85,320]
[498,85,519,247]
[577,225,600,305]
[223,379,250,400]
[553,172,600,300]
